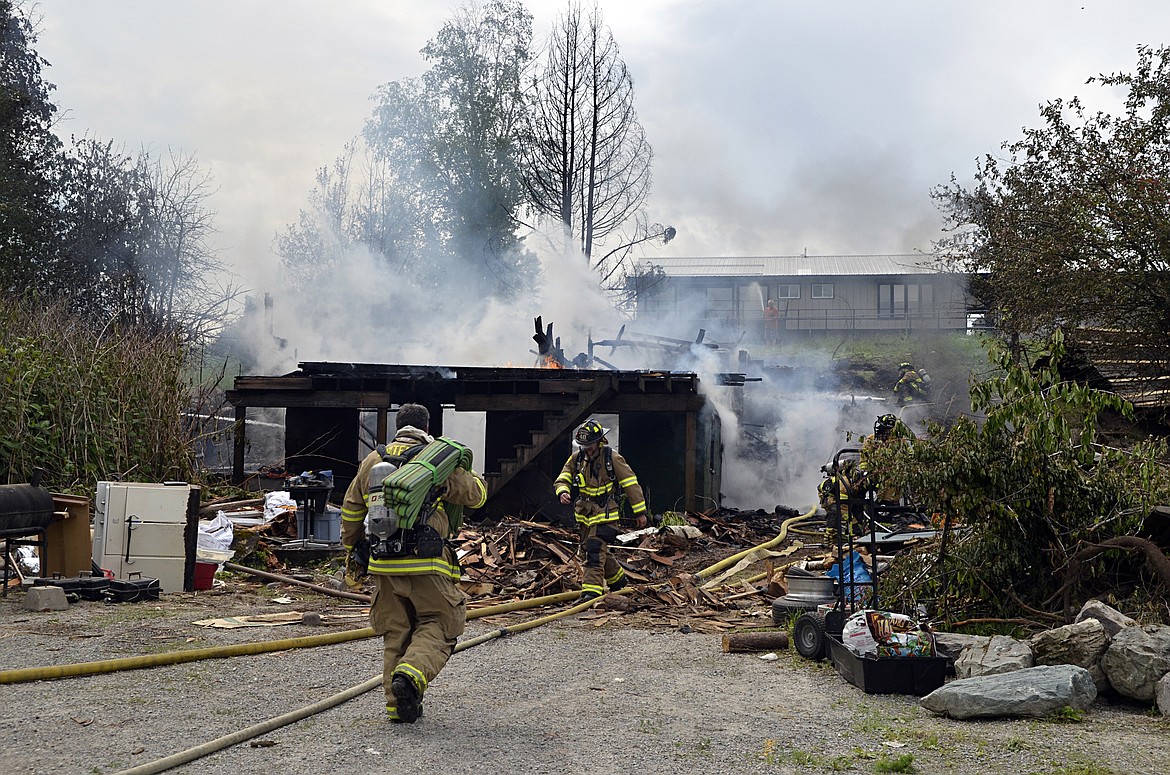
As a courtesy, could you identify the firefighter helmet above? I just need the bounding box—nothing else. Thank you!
[574,419,607,446]
[875,414,898,437]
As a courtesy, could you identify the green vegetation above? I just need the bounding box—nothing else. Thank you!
[875,331,1170,622]
[1047,706,1086,724]
[0,296,220,491]
[638,717,662,734]
[935,45,1170,380]
[873,753,915,773]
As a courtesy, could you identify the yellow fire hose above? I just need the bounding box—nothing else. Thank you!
[10,508,815,773]
[0,590,578,685]
[693,505,816,580]
[108,507,821,775]
[109,595,603,775]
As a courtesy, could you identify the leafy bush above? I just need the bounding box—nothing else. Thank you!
[874,331,1170,622]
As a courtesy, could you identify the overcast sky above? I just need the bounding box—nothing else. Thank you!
[34,0,1170,295]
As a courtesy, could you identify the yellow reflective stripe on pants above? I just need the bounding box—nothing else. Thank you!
[368,557,462,578]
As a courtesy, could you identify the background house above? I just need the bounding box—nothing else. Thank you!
[633,254,974,343]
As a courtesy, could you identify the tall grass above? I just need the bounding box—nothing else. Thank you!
[0,296,197,491]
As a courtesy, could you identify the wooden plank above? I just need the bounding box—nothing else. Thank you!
[227,391,391,408]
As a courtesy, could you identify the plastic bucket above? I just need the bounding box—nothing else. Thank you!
[193,561,217,590]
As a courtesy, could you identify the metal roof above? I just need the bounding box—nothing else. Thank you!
[646,254,949,278]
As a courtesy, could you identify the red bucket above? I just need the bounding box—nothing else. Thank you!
[194,561,217,591]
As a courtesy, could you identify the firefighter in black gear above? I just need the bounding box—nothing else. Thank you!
[555,419,647,601]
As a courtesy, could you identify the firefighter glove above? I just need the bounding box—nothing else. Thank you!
[344,540,370,589]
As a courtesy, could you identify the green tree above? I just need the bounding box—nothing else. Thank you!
[934,45,1170,375]
[53,139,238,340]
[353,0,538,296]
[0,0,62,291]
[873,331,1170,622]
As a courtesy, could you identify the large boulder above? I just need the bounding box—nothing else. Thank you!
[920,664,1097,720]
[1157,673,1170,717]
[954,634,1033,678]
[1101,625,1170,702]
[933,632,989,662]
[1075,599,1136,637]
[1030,618,1111,693]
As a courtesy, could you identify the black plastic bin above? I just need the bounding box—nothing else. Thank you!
[827,635,948,695]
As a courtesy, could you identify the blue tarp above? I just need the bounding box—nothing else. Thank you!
[825,551,873,604]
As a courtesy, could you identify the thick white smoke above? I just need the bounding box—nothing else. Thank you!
[231,227,925,513]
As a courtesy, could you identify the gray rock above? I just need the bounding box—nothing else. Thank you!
[920,664,1097,719]
[1030,618,1110,693]
[1101,625,1170,702]
[1075,599,1136,637]
[954,634,1033,678]
[1157,673,1170,717]
[933,632,989,661]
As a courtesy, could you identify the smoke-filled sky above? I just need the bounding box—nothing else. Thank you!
[38,0,1170,291]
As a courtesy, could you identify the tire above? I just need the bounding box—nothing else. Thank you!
[793,611,828,661]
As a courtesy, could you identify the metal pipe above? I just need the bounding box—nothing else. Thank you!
[223,561,371,602]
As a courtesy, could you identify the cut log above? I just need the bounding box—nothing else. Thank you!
[722,631,789,653]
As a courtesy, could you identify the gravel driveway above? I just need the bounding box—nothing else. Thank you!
[1,586,1167,775]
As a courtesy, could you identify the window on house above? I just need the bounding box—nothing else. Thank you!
[776,284,800,300]
[705,286,734,319]
[879,282,934,316]
[738,285,766,318]
[811,283,834,299]
[640,286,676,318]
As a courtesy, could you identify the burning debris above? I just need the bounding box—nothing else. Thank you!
[530,315,744,372]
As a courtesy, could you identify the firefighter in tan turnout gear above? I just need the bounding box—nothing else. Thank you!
[555,419,648,601]
[340,403,487,723]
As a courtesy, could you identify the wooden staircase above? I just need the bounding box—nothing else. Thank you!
[484,374,617,500]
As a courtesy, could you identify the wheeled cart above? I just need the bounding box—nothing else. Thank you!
[791,447,947,695]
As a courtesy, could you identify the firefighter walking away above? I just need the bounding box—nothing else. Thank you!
[339,403,487,723]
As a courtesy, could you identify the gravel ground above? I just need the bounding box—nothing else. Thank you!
[1,584,1168,775]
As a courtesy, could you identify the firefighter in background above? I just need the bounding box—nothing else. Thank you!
[763,299,781,344]
[859,414,915,506]
[340,403,487,724]
[555,419,648,601]
[817,456,861,533]
[893,362,927,406]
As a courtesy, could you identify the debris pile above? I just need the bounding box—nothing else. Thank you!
[212,503,828,635]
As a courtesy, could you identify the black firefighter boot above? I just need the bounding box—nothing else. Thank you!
[391,674,423,723]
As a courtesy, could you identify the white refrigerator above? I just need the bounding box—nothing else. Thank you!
[92,482,200,593]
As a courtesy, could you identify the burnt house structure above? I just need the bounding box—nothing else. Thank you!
[225,362,721,522]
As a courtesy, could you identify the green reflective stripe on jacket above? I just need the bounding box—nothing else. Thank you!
[367,555,461,578]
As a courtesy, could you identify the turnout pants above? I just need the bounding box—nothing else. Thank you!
[369,572,467,716]
[578,522,624,596]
